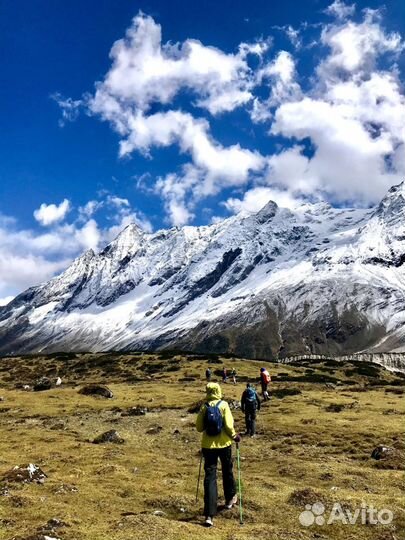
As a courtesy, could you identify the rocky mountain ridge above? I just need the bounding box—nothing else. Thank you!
[1,182,405,363]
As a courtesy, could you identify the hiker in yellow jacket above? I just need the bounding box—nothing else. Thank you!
[196,382,240,527]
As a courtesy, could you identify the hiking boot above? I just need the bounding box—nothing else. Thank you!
[204,516,213,527]
[225,495,238,509]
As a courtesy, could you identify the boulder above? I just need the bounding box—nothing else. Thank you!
[146,426,162,435]
[371,445,398,460]
[93,430,124,444]
[33,377,52,391]
[3,464,47,484]
[78,384,113,399]
[122,406,148,416]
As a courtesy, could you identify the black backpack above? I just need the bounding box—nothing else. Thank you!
[245,387,258,409]
[204,401,223,436]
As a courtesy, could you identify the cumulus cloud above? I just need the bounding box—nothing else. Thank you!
[0,192,152,299]
[324,0,355,20]
[155,165,200,226]
[270,9,405,204]
[319,10,403,78]
[82,12,269,224]
[115,109,265,220]
[224,186,305,214]
[34,199,71,226]
[117,110,263,181]
[90,12,253,116]
[54,4,405,225]
[252,50,302,121]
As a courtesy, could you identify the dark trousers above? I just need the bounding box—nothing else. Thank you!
[202,446,236,517]
[245,407,257,435]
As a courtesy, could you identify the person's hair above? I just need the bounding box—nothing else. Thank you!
[246,383,251,388]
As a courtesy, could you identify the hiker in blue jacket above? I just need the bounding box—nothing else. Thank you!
[241,383,261,437]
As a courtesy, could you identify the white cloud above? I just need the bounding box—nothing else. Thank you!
[271,92,403,203]
[256,51,302,108]
[155,165,199,226]
[78,200,102,220]
[0,247,70,299]
[82,11,270,226]
[319,10,403,77]
[239,38,272,58]
[285,26,302,48]
[324,0,355,20]
[51,93,82,127]
[0,296,15,307]
[106,195,130,208]
[55,6,405,226]
[90,12,253,116]
[224,186,305,214]
[34,199,71,226]
[268,9,405,205]
[0,192,153,299]
[74,219,100,250]
[118,109,265,198]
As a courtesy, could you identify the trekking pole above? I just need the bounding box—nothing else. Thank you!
[195,452,203,503]
[236,443,244,525]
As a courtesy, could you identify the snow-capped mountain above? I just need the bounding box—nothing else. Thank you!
[1,182,405,358]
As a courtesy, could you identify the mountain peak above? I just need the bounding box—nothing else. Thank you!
[374,180,405,223]
[256,200,278,223]
[2,185,405,358]
[106,223,144,255]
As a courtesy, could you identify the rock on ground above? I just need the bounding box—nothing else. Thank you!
[3,464,47,484]
[93,430,124,444]
[33,377,52,391]
[78,384,114,398]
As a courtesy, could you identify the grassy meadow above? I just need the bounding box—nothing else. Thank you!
[0,352,403,540]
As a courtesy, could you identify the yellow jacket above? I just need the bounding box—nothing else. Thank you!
[196,382,236,449]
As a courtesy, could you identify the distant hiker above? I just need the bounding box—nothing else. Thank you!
[206,368,212,382]
[196,382,241,527]
[260,367,271,401]
[222,367,227,383]
[55,377,62,386]
[241,383,261,437]
[231,368,237,385]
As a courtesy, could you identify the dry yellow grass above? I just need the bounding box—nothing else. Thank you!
[0,352,404,540]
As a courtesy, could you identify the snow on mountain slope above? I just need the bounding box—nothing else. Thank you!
[1,182,405,358]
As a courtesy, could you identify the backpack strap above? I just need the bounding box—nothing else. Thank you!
[206,400,222,408]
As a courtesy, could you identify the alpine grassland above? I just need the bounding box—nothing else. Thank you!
[0,352,404,540]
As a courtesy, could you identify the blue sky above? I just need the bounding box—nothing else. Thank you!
[0,0,404,301]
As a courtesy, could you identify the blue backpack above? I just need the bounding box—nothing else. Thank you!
[204,400,223,436]
[246,387,257,402]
